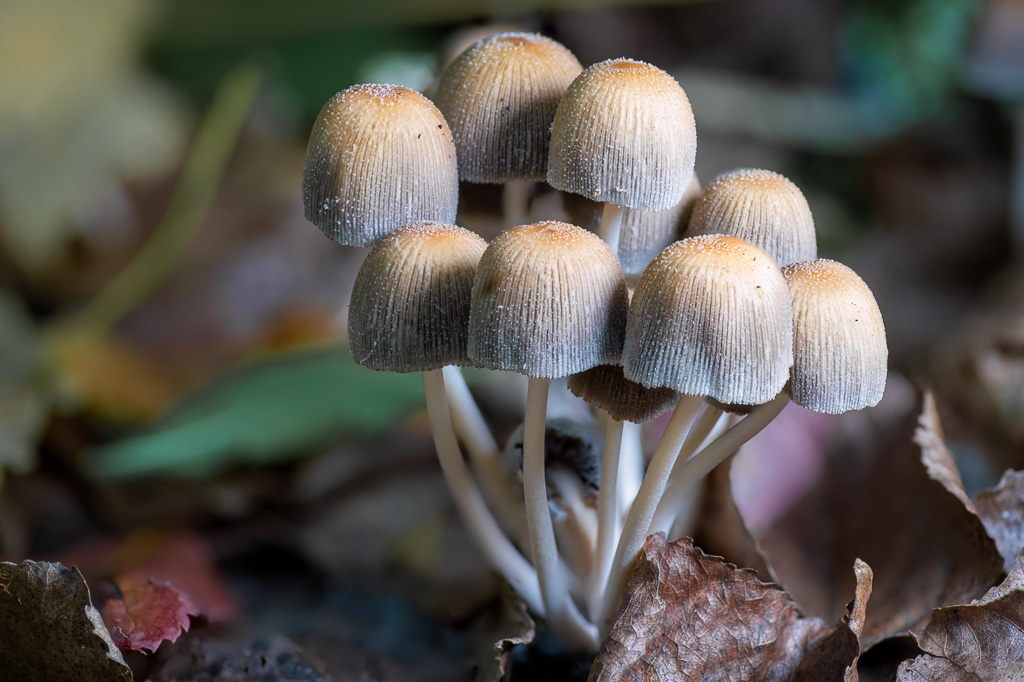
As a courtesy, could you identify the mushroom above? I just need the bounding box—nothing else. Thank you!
[686,168,816,268]
[600,233,793,629]
[548,59,697,255]
[348,222,542,613]
[302,84,458,246]
[436,32,582,225]
[468,220,628,650]
[651,258,887,544]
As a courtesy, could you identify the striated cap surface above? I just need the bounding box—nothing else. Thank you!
[568,364,678,423]
[349,222,486,372]
[436,32,582,183]
[468,221,628,378]
[302,84,458,246]
[687,168,815,268]
[623,234,793,405]
[783,259,887,413]
[547,59,696,211]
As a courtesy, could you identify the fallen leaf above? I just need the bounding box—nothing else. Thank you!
[60,529,236,624]
[86,344,425,478]
[589,535,867,682]
[103,575,199,652]
[793,559,873,682]
[897,552,1024,681]
[752,392,1003,645]
[473,586,536,682]
[0,560,131,681]
[976,469,1024,572]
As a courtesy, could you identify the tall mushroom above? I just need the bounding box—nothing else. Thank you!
[468,220,628,650]
[348,222,541,613]
[600,234,794,629]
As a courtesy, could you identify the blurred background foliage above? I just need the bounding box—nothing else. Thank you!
[1,0,1024,674]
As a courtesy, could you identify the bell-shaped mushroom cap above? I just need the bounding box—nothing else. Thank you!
[547,59,697,211]
[349,222,487,372]
[468,221,628,378]
[568,365,678,423]
[623,234,793,405]
[783,259,887,414]
[436,32,583,184]
[302,84,459,247]
[687,168,816,268]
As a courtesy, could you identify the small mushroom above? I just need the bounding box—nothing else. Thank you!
[784,258,887,413]
[686,168,816,268]
[302,84,458,246]
[436,32,582,185]
[468,220,628,650]
[548,59,697,254]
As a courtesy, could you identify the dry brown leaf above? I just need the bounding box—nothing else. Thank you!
[473,586,536,682]
[589,535,869,682]
[754,392,1003,646]
[897,552,1024,681]
[793,559,873,682]
[976,469,1024,572]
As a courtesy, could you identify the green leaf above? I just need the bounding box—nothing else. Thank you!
[87,345,424,479]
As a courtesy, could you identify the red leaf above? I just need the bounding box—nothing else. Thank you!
[103,576,199,653]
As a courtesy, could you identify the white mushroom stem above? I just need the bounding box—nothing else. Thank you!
[422,369,544,616]
[503,179,530,227]
[599,393,703,631]
[525,377,599,652]
[618,420,644,516]
[598,203,625,257]
[655,394,789,539]
[649,405,725,537]
[588,416,624,620]
[442,366,530,549]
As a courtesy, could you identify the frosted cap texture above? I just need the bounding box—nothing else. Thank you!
[547,59,697,211]
[468,221,629,378]
[302,84,459,247]
[349,222,487,372]
[783,259,887,413]
[436,32,582,183]
[623,234,793,405]
[568,364,678,423]
[687,168,816,268]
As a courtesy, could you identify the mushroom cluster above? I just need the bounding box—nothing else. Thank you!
[302,31,888,652]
